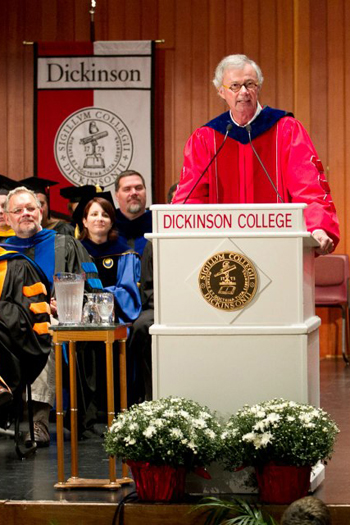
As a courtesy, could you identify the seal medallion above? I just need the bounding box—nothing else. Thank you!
[102,258,114,269]
[198,251,258,311]
[54,107,133,188]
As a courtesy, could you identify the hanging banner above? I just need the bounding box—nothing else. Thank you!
[34,41,154,215]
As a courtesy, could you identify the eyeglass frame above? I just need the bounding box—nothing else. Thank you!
[7,206,40,216]
[222,80,260,93]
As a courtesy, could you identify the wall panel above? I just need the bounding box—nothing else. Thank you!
[259,0,277,109]
[0,0,349,355]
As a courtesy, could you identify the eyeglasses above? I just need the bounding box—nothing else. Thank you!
[8,206,38,215]
[222,80,259,93]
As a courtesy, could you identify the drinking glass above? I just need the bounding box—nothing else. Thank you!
[96,292,114,325]
[82,293,99,324]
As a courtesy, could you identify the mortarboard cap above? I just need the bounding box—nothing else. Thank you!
[0,174,20,194]
[20,176,58,195]
[60,184,103,203]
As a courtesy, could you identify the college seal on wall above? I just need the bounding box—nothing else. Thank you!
[54,107,133,188]
[198,251,258,311]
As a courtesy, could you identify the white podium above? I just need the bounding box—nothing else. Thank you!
[147,203,320,418]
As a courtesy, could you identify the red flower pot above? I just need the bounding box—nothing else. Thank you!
[127,460,187,502]
[255,463,312,504]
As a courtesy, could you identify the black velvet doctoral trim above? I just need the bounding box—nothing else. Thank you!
[204,106,294,144]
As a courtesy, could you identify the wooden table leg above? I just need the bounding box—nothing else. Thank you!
[105,341,117,483]
[119,337,129,479]
[69,341,78,479]
[55,342,65,484]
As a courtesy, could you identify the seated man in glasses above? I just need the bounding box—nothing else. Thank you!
[4,186,103,447]
[172,54,339,255]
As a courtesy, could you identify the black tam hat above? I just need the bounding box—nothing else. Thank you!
[60,184,103,203]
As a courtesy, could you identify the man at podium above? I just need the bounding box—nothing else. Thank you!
[172,54,339,256]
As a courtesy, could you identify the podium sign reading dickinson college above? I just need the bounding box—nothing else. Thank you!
[155,203,307,234]
[34,41,154,215]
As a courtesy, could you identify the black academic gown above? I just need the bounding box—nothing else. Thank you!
[0,250,51,394]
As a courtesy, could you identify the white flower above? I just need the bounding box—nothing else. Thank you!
[143,425,157,438]
[242,432,256,443]
[265,413,280,424]
[205,429,216,439]
[254,420,267,431]
[299,413,313,424]
[179,410,190,419]
[199,411,211,420]
[153,418,165,428]
[170,428,183,439]
[187,441,197,451]
[193,418,207,429]
[287,416,295,422]
[259,432,273,446]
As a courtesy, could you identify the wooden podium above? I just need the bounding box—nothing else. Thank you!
[147,203,320,418]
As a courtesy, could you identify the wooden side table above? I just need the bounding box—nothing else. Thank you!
[50,324,133,489]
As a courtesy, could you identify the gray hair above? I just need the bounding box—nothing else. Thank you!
[213,54,264,89]
[4,186,42,212]
[114,170,146,191]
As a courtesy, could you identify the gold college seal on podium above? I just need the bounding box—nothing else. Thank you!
[198,251,258,311]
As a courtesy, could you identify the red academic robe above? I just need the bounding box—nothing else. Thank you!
[173,111,339,247]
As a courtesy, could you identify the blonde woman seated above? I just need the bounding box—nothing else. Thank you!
[79,196,142,324]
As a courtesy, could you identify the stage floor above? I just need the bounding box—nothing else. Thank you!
[0,358,349,522]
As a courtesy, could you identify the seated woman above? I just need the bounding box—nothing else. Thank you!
[79,196,142,324]
[79,196,142,411]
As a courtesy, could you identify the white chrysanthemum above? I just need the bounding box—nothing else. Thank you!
[163,410,176,418]
[259,432,273,446]
[299,413,313,424]
[143,425,157,438]
[193,418,207,429]
[265,413,280,424]
[205,429,216,439]
[170,428,183,439]
[187,441,197,451]
[254,420,267,431]
[110,421,122,432]
[250,432,273,449]
[179,410,190,419]
[199,411,211,420]
[242,432,256,443]
[153,418,164,427]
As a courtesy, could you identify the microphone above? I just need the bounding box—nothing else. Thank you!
[245,124,284,204]
[183,123,233,204]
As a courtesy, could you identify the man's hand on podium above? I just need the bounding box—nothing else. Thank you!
[312,229,335,255]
